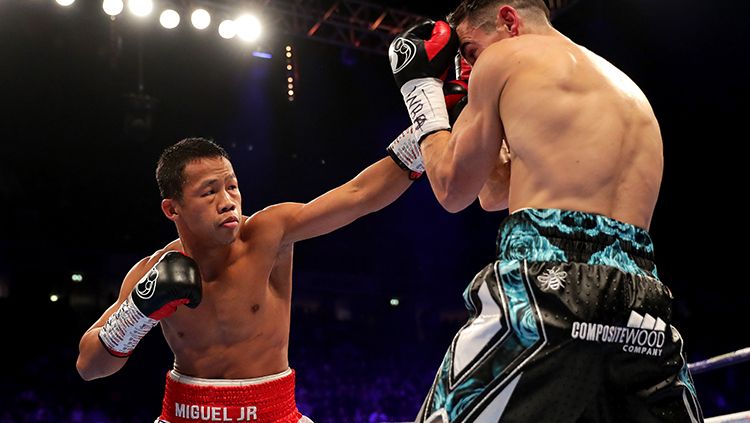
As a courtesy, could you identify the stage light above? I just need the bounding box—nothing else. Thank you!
[191,9,211,30]
[218,20,236,39]
[251,51,272,59]
[50,294,60,302]
[128,0,153,17]
[71,273,83,282]
[286,44,296,101]
[160,9,180,29]
[235,15,261,42]
[390,298,400,306]
[56,0,75,6]
[102,0,123,16]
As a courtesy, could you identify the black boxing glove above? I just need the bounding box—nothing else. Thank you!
[388,20,459,142]
[98,251,202,357]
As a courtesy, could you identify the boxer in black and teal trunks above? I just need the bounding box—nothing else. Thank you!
[385,0,704,420]
[415,208,702,422]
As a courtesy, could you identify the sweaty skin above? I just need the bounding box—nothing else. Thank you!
[77,156,411,380]
[423,13,663,230]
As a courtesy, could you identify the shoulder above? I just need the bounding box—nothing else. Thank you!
[473,36,574,92]
[469,40,528,95]
[474,37,548,75]
[139,240,183,270]
[238,202,305,243]
[242,202,304,227]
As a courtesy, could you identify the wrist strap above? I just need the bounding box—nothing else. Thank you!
[98,295,158,357]
[400,77,450,142]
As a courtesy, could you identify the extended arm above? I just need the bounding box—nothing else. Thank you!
[279,157,412,244]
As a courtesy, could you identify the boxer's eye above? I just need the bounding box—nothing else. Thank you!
[202,190,215,197]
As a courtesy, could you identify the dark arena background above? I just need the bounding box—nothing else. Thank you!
[1,0,748,422]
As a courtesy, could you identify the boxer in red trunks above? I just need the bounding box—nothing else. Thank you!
[75,136,420,422]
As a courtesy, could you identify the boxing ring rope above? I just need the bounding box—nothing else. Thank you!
[688,347,750,375]
[382,347,750,423]
[706,411,750,423]
[689,347,750,423]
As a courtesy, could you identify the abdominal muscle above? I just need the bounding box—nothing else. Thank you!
[159,264,293,379]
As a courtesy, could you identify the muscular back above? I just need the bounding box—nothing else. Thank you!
[496,34,663,229]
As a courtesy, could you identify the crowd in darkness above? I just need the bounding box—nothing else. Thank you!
[0,290,748,423]
[0,343,435,423]
[0,294,440,423]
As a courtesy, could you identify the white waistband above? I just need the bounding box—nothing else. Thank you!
[169,368,292,386]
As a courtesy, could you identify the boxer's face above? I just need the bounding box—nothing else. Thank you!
[173,156,243,246]
[456,20,505,66]
[456,7,518,66]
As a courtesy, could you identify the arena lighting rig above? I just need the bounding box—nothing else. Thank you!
[52,0,578,55]
[50,0,579,101]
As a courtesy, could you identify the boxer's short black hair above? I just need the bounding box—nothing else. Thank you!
[156,137,230,200]
[447,0,551,29]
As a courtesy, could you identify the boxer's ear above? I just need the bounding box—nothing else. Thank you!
[162,199,179,221]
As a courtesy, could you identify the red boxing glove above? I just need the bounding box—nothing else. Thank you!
[442,54,472,125]
[444,80,468,112]
[456,55,472,81]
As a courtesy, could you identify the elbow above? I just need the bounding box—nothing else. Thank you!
[76,356,96,381]
[436,190,470,214]
[430,169,476,213]
[478,195,508,212]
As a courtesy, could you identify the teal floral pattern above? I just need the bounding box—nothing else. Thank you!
[498,208,657,278]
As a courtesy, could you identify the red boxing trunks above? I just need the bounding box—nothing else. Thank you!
[155,368,311,423]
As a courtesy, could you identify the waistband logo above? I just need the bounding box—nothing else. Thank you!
[174,403,257,421]
[571,310,667,356]
[537,266,567,291]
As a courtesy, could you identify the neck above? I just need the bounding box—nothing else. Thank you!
[178,233,233,280]
[527,19,561,36]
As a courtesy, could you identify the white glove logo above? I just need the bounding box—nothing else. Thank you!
[389,37,417,74]
[136,268,158,300]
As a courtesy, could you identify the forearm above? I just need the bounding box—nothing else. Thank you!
[350,157,413,213]
[420,131,475,212]
[76,327,128,381]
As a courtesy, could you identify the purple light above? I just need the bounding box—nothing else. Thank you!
[252,51,273,59]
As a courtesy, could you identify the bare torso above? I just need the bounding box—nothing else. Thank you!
[493,34,663,229]
[159,210,293,379]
